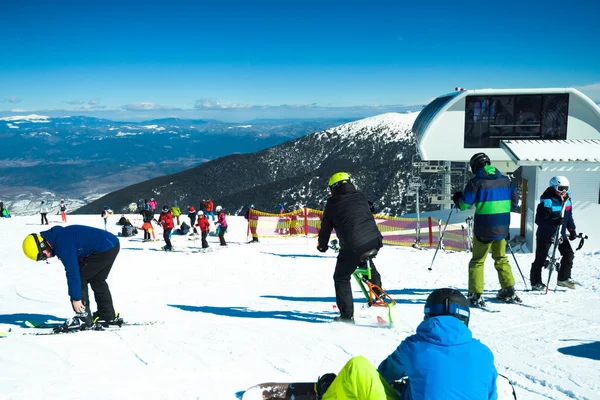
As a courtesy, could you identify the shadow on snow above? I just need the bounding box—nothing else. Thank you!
[261,251,336,259]
[558,340,600,361]
[0,313,66,328]
[168,304,332,323]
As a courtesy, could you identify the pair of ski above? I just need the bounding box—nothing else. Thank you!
[0,319,159,337]
[470,296,530,313]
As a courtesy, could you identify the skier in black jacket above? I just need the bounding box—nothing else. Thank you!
[530,176,578,290]
[317,172,384,322]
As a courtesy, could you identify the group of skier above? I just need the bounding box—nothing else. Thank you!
[314,155,581,399]
[452,152,579,306]
[18,152,582,399]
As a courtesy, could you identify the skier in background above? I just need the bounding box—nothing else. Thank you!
[158,206,174,251]
[453,152,520,307]
[205,199,215,221]
[530,176,578,290]
[22,225,121,330]
[317,172,384,323]
[278,203,285,215]
[215,205,228,246]
[139,221,156,242]
[59,199,68,222]
[101,206,113,231]
[197,210,211,249]
[315,288,497,400]
[188,206,198,229]
[40,201,49,225]
[171,200,181,226]
[245,204,260,243]
[148,198,157,212]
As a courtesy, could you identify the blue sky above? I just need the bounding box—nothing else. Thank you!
[1,0,599,121]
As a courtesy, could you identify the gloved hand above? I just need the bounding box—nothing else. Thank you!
[452,191,462,208]
[568,229,577,241]
[317,243,328,253]
[551,216,564,227]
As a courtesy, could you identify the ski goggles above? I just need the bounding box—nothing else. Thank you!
[32,234,51,261]
[556,186,569,192]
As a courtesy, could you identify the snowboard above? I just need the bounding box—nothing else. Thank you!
[242,382,316,400]
[242,374,517,400]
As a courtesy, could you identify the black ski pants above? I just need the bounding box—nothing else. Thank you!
[163,228,173,248]
[79,242,120,321]
[41,213,48,224]
[333,238,382,319]
[219,226,227,245]
[530,238,574,285]
[201,231,209,248]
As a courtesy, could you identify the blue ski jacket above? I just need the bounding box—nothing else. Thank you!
[40,225,119,301]
[378,316,498,400]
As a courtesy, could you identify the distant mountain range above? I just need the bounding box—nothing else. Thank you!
[75,112,458,217]
[0,114,355,212]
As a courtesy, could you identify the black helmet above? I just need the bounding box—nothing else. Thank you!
[162,206,169,212]
[424,288,470,326]
[469,152,490,173]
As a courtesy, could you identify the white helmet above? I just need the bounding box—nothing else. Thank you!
[198,211,204,216]
[216,205,222,212]
[549,176,570,191]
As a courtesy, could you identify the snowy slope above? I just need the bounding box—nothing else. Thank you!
[0,214,598,400]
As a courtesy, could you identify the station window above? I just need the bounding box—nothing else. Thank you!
[464,94,568,148]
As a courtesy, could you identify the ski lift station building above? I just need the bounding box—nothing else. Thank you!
[412,88,600,251]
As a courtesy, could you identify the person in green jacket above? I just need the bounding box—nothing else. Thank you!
[171,201,181,226]
[452,153,520,306]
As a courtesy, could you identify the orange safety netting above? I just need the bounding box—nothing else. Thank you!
[246,208,469,252]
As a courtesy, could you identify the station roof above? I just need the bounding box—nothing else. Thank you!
[500,139,600,166]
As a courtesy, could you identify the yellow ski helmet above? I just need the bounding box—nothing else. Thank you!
[22,233,51,261]
[328,172,351,188]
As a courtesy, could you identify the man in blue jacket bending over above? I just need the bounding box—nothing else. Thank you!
[316,288,498,400]
[22,225,120,331]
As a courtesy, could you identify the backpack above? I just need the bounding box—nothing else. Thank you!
[121,225,138,237]
[179,223,190,235]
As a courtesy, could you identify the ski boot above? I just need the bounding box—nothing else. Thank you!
[557,279,576,289]
[531,283,547,292]
[333,316,354,324]
[92,312,124,328]
[316,373,337,400]
[468,293,486,307]
[53,310,92,333]
[496,286,522,303]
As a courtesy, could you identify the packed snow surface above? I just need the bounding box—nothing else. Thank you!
[0,214,598,399]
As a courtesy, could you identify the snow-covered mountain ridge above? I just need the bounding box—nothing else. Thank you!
[76,112,440,216]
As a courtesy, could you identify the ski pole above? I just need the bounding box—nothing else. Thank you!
[507,242,528,291]
[428,206,455,271]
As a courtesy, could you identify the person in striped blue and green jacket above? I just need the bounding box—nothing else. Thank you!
[453,153,520,307]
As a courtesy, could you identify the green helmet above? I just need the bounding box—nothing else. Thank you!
[328,172,351,188]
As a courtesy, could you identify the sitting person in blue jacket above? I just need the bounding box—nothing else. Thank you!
[316,288,498,400]
[22,225,121,331]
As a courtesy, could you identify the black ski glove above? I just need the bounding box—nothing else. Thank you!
[568,229,577,241]
[317,243,328,253]
[551,216,564,227]
[452,191,462,208]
